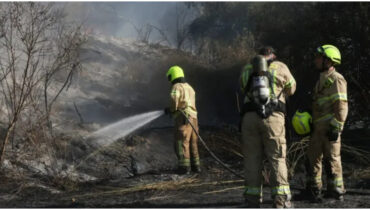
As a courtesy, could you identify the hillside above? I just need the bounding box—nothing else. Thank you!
[0,33,369,208]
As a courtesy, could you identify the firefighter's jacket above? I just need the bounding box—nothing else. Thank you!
[169,82,198,119]
[312,68,348,132]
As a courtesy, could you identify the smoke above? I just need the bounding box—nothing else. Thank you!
[62,2,199,45]
[54,2,240,129]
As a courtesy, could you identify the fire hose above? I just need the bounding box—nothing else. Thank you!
[179,110,244,179]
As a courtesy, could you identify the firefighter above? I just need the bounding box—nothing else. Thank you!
[165,65,201,175]
[239,47,296,208]
[306,44,348,202]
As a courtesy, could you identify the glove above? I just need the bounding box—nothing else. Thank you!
[164,107,171,115]
[327,130,340,142]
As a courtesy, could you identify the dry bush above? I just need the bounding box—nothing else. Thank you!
[286,137,310,177]
[49,175,81,192]
[353,167,370,180]
[193,33,255,67]
[0,2,86,169]
[287,137,370,177]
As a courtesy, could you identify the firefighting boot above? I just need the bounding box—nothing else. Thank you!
[177,166,191,175]
[309,188,323,203]
[243,195,262,208]
[336,194,344,202]
[243,198,261,208]
[325,192,344,202]
[273,195,293,208]
[193,165,201,173]
[325,178,345,201]
[325,187,345,201]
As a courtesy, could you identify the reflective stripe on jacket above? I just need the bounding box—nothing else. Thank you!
[170,82,198,119]
[312,68,348,131]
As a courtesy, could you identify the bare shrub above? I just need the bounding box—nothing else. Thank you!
[0,2,86,165]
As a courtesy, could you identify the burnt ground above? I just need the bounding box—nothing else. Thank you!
[0,127,369,208]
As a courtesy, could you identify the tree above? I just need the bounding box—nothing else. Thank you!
[188,2,370,121]
[0,2,86,165]
[129,21,153,44]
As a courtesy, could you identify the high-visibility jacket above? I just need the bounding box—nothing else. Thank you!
[240,60,296,104]
[312,68,348,132]
[169,82,198,119]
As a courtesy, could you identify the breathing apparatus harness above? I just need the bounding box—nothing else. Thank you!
[242,55,286,119]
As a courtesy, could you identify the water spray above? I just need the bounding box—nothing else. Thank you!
[87,110,164,147]
[75,110,165,168]
[75,109,244,179]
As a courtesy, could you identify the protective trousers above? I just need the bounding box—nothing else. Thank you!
[174,115,200,168]
[306,122,344,195]
[242,112,291,208]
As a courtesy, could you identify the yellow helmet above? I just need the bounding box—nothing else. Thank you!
[166,65,185,82]
[317,44,341,65]
[292,110,312,135]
